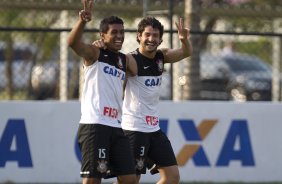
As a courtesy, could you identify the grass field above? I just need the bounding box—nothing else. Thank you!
[102,183,282,184]
[137,183,282,184]
[145,183,282,184]
[5,180,282,184]
[3,182,282,184]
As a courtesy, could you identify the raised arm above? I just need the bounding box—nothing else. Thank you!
[161,17,192,64]
[67,0,100,66]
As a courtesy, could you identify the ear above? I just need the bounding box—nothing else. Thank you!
[158,39,163,46]
[137,32,142,41]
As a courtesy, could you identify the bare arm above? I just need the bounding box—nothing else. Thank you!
[126,54,137,77]
[162,17,192,64]
[67,0,100,66]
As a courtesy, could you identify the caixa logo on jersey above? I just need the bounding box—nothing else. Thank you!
[103,66,125,80]
[145,77,162,87]
[75,118,255,167]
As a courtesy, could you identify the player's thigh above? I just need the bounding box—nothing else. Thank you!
[78,124,111,178]
[117,174,137,184]
[110,128,136,176]
[123,130,150,174]
[148,130,177,167]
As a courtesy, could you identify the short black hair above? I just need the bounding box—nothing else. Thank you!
[136,16,164,43]
[99,16,124,33]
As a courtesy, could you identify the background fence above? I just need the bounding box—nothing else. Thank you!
[0,0,281,101]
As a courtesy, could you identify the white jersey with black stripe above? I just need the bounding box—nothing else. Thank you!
[122,49,164,132]
[79,49,126,128]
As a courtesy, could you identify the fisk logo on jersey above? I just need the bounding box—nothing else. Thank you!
[145,77,162,87]
[103,106,118,119]
[145,115,159,126]
[103,65,125,80]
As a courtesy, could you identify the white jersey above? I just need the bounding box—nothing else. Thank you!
[79,49,126,128]
[122,49,164,132]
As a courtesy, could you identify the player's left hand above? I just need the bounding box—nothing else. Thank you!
[92,39,106,49]
[175,18,190,42]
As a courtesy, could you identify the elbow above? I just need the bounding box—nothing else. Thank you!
[67,37,75,48]
[186,46,192,57]
[67,33,80,49]
[183,49,192,58]
[67,39,80,51]
[182,42,192,57]
[189,48,193,57]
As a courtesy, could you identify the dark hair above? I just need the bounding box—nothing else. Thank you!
[99,16,124,33]
[136,16,164,43]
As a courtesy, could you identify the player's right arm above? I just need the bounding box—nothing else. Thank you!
[67,0,99,66]
[126,54,137,77]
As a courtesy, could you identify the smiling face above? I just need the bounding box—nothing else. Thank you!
[101,24,124,52]
[136,17,164,57]
[138,26,162,54]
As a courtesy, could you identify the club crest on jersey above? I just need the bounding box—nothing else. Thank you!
[156,59,163,72]
[136,158,145,170]
[117,56,123,69]
[97,160,108,173]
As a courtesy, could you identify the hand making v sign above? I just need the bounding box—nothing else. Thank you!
[79,0,93,22]
[175,17,190,42]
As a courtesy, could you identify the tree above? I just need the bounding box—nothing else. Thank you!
[0,9,61,99]
[182,0,282,100]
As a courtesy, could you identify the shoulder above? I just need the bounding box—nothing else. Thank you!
[128,49,138,56]
[117,50,126,56]
[84,46,101,66]
[156,49,165,59]
[117,51,126,59]
[159,48,168,55]
[126,53,135,61]
[126,50,139,64]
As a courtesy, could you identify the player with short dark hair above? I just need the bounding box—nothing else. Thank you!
[67,1,137,184]
[93,16,192,184]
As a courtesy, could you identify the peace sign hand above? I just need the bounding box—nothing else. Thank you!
[79,0,93,22]
[175,18,190,42]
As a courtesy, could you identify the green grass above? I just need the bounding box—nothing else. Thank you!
[3,182,281,184]
[0,91,29,100]
[96,183,282,184]
[142,183,282,184]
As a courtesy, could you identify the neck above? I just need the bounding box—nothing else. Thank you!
[107,48,119,53]
[138,47,156,59]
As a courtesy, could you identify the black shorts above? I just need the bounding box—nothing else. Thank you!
[77,124,136,178]
[123,129,177,175]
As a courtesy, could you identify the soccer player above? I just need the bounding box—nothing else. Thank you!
[67,0,137,184]
[122,16,192,184]
[93,16,192,184]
